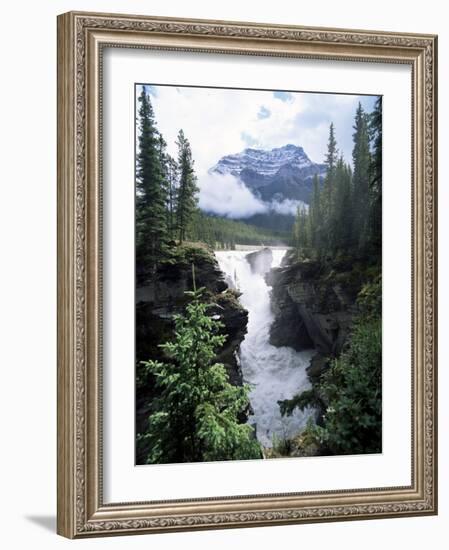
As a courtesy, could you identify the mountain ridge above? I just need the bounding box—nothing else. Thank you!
[210,144,326,205]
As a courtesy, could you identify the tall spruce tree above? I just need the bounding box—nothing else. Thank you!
[136,87,168,278]
[308,174,322,254]
[293,205,309,256]
[166,155,178,241]
[321,123,339,253]
[352,103,372,253]
[325,122,338,172]
[291,103,380,261]
[368,97,382,255]
[332,157,353,251]
[176,130,199,243]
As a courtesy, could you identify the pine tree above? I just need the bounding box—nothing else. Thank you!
[157,132,168,165]
[309,174,322,254]
[136,87,168,278]
[176,130,199,243]
[321,123,339,253]
[325,122,338,172]
[369,97,382,191]
[332,157,353,252]
[293,205,309,256]
[368,97,382,254]
[139,280,262,464]
[166,155,178,241]
[352,103,372,253]
[290,104,379,261]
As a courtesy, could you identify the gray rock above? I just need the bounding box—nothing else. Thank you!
[306,353,330,381]
[268,258,357,356]
[136,246,248,387]
[245,247,273,276]
[136,246,251,459]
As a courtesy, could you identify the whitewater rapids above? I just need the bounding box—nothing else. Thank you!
[215,249,315,448]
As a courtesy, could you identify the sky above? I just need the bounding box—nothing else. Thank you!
[136,84,378,218]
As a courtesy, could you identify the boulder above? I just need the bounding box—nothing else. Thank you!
[245,247,273,276]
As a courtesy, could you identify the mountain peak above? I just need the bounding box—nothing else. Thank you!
[211,144,316,178]
[242,143,306,155]
[210,144,327,206]
[279,143,303,151]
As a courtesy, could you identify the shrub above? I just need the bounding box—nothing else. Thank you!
[138,284,262,464]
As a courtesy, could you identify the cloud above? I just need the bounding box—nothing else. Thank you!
[198,173,267,219]
[240,132,259,147]
[257,106,271,119]
[197,172,308,219]
[138,84,379,174]
[270,198,307,216]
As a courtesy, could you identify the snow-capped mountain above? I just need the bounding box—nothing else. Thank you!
[210,144,326,204]
[212,144,319,178]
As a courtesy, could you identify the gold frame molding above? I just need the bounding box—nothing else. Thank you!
[57,11,438,539]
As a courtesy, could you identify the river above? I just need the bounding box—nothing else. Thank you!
[215,249,315,448]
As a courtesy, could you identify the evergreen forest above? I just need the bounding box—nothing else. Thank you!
[135,84,382,463]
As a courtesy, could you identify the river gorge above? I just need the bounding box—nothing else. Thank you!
[215,248,315,448]
[136,242,367,463]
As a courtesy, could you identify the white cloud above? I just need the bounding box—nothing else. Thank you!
[198,173,267,219]
[270,198,308,216]
[197,172,308,219]
[136,84,378,221]
[142,84,377,174]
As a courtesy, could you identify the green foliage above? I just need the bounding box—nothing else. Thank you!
[270,433,294,456]
[352,102,373,252]
[325,121,338,172]
[320,122,338,244]
[308,175,322,253]
[136,88,200,279]
[187,211,288,248]
[316,314,381,454]
[158,240,215,269]
[266,417,321,459]
[136,87,169,276]
[138,283,262,464]
[292,205,309,256]
[280,279,382,455]
[357,275,382,319]
[165,154,179,242]
[367,97,382,253]
[292,103,381,261]
[330,157,353,250]
[244,212,296,233]
[176,130,199,243]
[278,389,321,417]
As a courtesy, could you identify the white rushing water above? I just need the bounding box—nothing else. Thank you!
[215,249,315,448]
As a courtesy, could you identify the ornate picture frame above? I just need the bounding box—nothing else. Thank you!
[57,11,437,538]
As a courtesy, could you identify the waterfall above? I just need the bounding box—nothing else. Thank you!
[215,249,315,448]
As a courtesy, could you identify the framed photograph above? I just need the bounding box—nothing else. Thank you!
[57,11,438,538]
